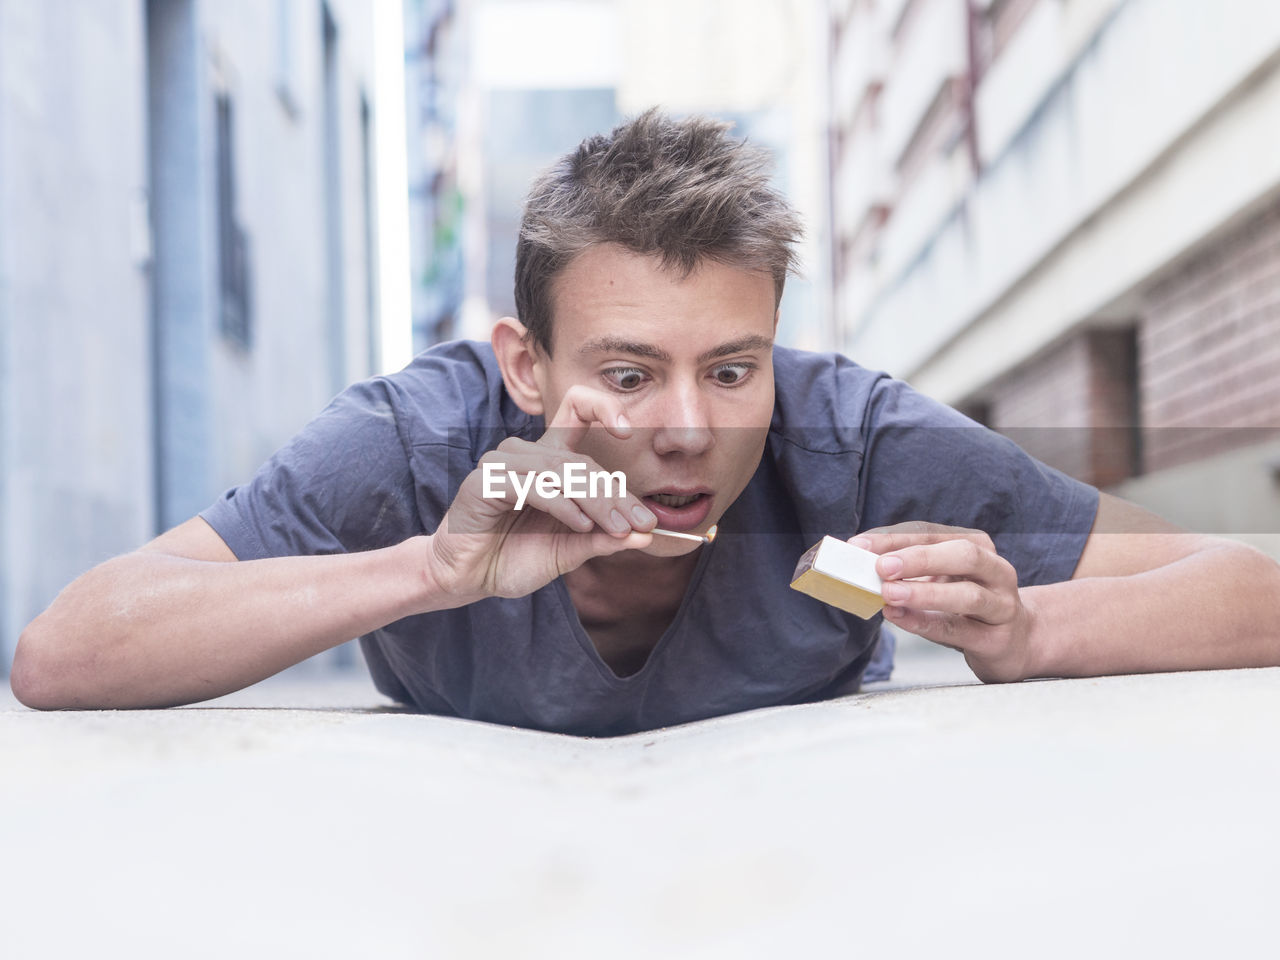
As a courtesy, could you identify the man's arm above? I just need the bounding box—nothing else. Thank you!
[1022,493,1280,678]
[12,385,656,711]
[10,517,441,709]
[855,493,1280,682]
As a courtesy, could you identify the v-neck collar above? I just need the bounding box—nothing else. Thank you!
[553,536,719,687]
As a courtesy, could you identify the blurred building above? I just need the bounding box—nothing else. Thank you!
[829,0,1280,546]
[481,87,620,322]
[449,0,624,340]
[454,0,832,348]
[615,0,834,350]
[0,0,380,669]
[404,0,467,350]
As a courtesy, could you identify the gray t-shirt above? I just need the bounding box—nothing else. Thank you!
[201,341,1098,735]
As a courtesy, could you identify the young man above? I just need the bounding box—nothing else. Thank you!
[13,111,1280,734]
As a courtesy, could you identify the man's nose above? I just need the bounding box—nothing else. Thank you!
[651,380,715,456]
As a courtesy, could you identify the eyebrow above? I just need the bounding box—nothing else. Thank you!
[696,334,774,364]
[578,337,671,362]
[577,334,774,364]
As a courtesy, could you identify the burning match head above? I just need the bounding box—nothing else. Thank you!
[704,525,718,543]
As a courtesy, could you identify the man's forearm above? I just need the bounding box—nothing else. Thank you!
[12,538,444,709]
[1023,541,1280,679]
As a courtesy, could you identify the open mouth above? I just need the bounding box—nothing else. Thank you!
[641,490,713,532]
[648,492,703,508]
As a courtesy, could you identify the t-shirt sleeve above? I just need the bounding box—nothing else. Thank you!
[199,377,420,560]
[855,376,1099,587]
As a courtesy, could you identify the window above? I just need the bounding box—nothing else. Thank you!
[215,92,252,348]
[275,0,302,118]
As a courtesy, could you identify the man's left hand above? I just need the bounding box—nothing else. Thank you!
[851,522,1037,683]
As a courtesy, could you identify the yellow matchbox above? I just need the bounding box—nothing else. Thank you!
[789,536,885,619]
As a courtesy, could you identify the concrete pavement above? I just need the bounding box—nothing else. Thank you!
[2,637,1277,959]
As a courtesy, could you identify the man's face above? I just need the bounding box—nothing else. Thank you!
[531,243,777,557]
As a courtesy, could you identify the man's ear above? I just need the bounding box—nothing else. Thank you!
[491,316,546,416]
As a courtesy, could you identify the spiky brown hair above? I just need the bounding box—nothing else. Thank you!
[514,108,803,355]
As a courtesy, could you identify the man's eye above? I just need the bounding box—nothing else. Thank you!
[712,363,753,385]
[603,367,647,391]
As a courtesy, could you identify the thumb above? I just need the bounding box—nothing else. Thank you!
[557,529,652,575]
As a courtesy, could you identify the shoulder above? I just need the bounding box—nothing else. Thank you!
[769,345,896,454]
[757,347,886,539]
[378,339,536,450]
[772,345,977,434]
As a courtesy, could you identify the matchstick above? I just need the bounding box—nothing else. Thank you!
[650,524,718,544]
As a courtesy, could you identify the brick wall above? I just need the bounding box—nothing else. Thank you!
[1141,193,1280,472]
[984,329,1138,487]
[981,192,1280,485]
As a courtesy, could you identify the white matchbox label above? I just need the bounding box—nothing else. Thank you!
[809,537,883,593]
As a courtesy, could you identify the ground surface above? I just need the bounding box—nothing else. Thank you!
[2,636,1277,959]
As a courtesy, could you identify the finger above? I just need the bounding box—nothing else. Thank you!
[858,520,959,539]
[462,449,589,528]
[879,577,1016,626]
[851,524,995,557]
[876,539,1016,591]
[590,528,654,556]
[882,605,971,652]
[558,528,655,573]
[544,385,632,451]
[457,463,595,536]
[470,448,654,538]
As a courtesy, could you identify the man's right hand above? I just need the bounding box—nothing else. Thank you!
[424,385,657,603]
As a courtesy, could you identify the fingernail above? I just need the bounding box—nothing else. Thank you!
[851,537,871,550]
[609,509,629,533]
[631,504,656,527]
[879,556,903,577]
[617,414,631,431]
[882,582,908,602]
